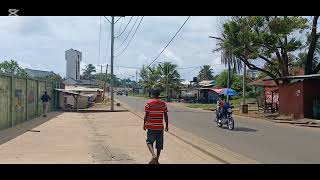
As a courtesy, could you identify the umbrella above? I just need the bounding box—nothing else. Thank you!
[212,88,237,96]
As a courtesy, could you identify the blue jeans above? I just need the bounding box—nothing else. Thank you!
[217,108,225,120]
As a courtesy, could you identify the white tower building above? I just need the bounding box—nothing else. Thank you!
[65,48,82,80]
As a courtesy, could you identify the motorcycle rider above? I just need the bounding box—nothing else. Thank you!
[216,95,230,121]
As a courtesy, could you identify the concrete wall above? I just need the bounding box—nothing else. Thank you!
[0,74,61,130]
[65,49,82,80]
[0,76,11,129]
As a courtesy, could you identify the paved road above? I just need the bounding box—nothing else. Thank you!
[116,95,320,163]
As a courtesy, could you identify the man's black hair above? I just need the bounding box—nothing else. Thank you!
[152,88,161,98]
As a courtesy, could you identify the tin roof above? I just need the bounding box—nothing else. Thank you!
[65,86,103,92]
[248,77,277,87]
[265,74,320,81]
[54,89,80,95]
[25,68,57,78]
[199,80,215,86]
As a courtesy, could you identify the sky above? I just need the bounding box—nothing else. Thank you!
[0,16,229,81]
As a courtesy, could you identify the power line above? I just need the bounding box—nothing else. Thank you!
[104,20,111,64]
[177,66,202,69]
[98,16,102,65]
[114,65,141,69]
[117,17,125,36]
[104,16,111,23]
[147,16,191,68]
[180,67,201,77]
[114,16,144,57]
[115,17,122,24]
[180,63,224,78]
[115,16,139,51]
[112,65,204,70]
[114,61,134,80]
[115,16,133,38]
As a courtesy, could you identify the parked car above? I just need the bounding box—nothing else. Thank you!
[116,91,123,95]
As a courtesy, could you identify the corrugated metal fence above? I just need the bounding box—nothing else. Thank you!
[0,74,62,130]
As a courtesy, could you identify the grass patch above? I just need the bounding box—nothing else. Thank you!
[230,97,256,108]
[128,93,152,99]
[230,98,241,108]
[186,103,215,109]
[98,98,111,105]
[185,98,249,110]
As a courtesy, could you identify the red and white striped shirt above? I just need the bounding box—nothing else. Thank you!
[144,98,168,130]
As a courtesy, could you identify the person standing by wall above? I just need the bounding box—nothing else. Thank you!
[41,91,51,117]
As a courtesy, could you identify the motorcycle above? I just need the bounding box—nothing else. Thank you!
[215,105,235,130]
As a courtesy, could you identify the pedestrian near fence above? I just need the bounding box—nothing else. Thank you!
[41,91,51,117]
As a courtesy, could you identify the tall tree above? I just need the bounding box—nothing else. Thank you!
[216,70,250,93]
[305,16,320,74]
[213,16,309,82]
[157,62,181,98]
[0,60,27,77]
[212,16,243,73]
[82,64,96,80]
[198,65,214,81]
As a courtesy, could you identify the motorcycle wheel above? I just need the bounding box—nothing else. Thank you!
[217,120,222,128]
[228,118,234,130]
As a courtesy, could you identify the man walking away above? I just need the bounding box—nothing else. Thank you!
[41,91,51,117]
[143,88,169,164]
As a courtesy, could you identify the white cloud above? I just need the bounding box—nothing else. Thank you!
[0,16,225,80]
[17,61,32,69]
[162,48,183,66]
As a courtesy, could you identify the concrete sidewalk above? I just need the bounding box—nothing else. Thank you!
[0,109,258,163]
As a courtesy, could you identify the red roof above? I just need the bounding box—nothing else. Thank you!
[248,77,277,87]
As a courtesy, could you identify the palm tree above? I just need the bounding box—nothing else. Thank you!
[82,64,96,80]
[198,65,214,81]
[139,65,161,97]
[157,62,181,100]
[211,17,243,102]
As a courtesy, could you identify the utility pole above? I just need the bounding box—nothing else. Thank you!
[166,61,169,101]
[106,64,109,99]
[136,70,138,83]
[104,16,124,111]
[97,65,104,74]
[103,64,108,100]
[98,64,106,99]
[242,63,246,105]
[227,58,231,102]
[135,70,138,94]
[110,16,115,111]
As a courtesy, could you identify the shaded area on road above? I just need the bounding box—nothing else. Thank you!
[0,112,63,146]
[227,127,258,132]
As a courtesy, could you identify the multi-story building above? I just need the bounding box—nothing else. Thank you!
[65,48,82,80]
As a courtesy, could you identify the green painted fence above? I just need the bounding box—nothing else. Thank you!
[0,74,62,130]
